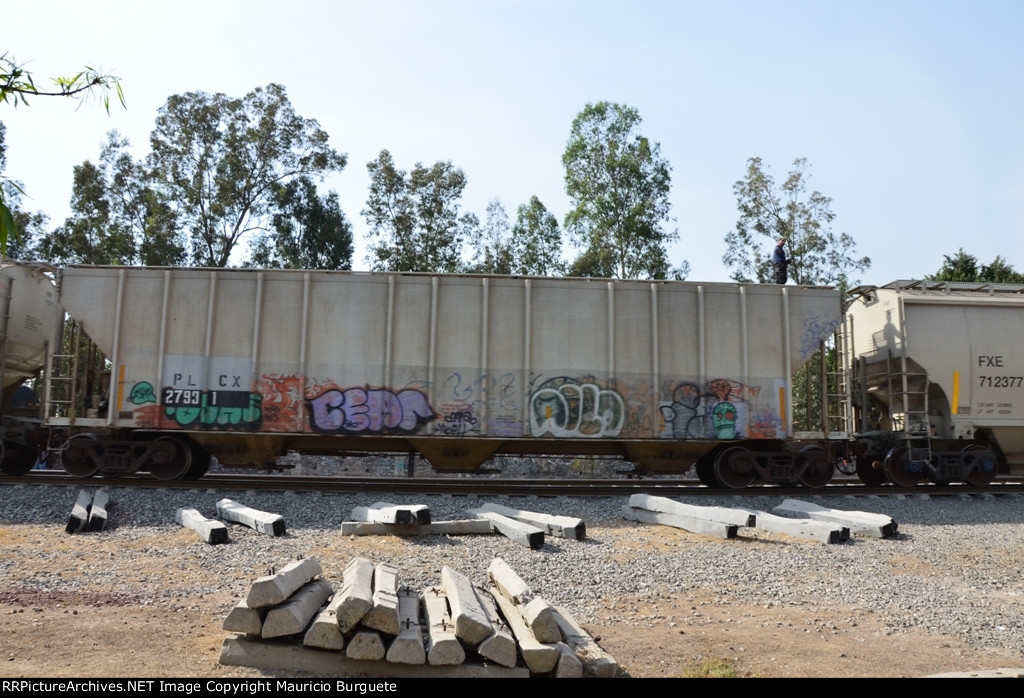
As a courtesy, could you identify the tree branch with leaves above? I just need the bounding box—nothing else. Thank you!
[0,53,126,254]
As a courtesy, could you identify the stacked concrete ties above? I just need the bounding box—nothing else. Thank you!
[219,556,618,678]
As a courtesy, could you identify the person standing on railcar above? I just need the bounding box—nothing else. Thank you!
[772,238,788,284]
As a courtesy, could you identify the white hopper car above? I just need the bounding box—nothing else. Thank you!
[0,263,843,486]
[842,280,1023,486]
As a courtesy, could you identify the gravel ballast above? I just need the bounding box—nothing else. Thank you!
[2,483,1023,676]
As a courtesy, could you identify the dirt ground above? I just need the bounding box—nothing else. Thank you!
[1,589,1015,679]
[1,522,1020,679]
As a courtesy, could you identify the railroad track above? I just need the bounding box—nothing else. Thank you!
[4,470,1023,498]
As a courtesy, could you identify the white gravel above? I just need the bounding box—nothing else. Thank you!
[2,483,1023,659]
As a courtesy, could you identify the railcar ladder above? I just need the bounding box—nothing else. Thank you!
[44,319,82,422]
[826,317,852,434]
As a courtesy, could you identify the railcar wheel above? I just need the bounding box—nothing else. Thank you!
[798,446,833,488]
[184,443,212,480]
[883,446,923,488]
[963,444,997,487]
[61,434,101,477]
[714,446,756,489]
[855,456,887,486]
[0,442,36,475]
[695,453,722,488]
[148,437,192,481]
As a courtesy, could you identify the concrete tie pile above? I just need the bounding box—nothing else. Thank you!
[220,555,617,678]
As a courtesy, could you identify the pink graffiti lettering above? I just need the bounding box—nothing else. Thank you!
[307,388,436,435]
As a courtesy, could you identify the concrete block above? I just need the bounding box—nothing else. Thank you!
[747,509,846,544]
[340,519,492,536]
[216,498,285,536]
[350,502,431,525]
[442,565,492,646]
[468,509,544,548]
[219,635,530,678]
[489,583,558,674]
[176,507,228,544]
[476,587,518,668]
[346,630,386,661]
[473,502,586,540]
[262,578,334,639]
[363,563,400,635]
[773,498,898,538]
[303,604,345,651]
[86,489,110,531]
[65,490,92,534]
[621,505,738,539]
[246,557,323,608]
[488,557,534,605]
[223,600,267,636]
[335,557,374,633]
[422,586,465,666]
[551,605,618,677]
[386,591,426,665]
[628,493,755,527]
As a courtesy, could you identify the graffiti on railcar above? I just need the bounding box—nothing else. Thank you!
[430,371,521,437]
[128,381,157,405]
[659,381,704,439]
[306,386,436,435]
[618,378,654,437]
[529,376,624,438]
[258,373,304,430]
[659,378,778,439]
[163,391,263,430]
[799,315,840,359]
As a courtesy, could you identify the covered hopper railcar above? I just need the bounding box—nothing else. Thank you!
[0,264,844,485]
[842,280,1024,486]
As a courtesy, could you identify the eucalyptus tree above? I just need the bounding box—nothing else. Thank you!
[930,248,1024,283]
[723,157,869,291]
[38,131,184,266]
[563,101,686,280]
[362,149,476,273]
[148,83,345,267]
[247,177,353,270]
[511,196,565,276]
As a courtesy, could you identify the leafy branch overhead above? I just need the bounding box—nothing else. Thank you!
[0,53,125,113]
[0,53,127,254]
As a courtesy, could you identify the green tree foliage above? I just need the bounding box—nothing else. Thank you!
[148,83,345,267]
[929,248,1024,283]
[362,149,476,273]
[724,158,871,432]
[0,121,47,259]
[724,157,870,290]
[36,132,184,266]
[0,54,125,253]
[248,177,353,270]
[468,199,514,275]
[562,101,686,280]
[510,196,565,276]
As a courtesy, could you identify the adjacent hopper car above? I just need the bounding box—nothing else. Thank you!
[841,280,1023,487]
[0,262,1019,487]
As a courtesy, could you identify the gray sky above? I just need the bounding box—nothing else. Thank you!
[3,0,1021,283]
